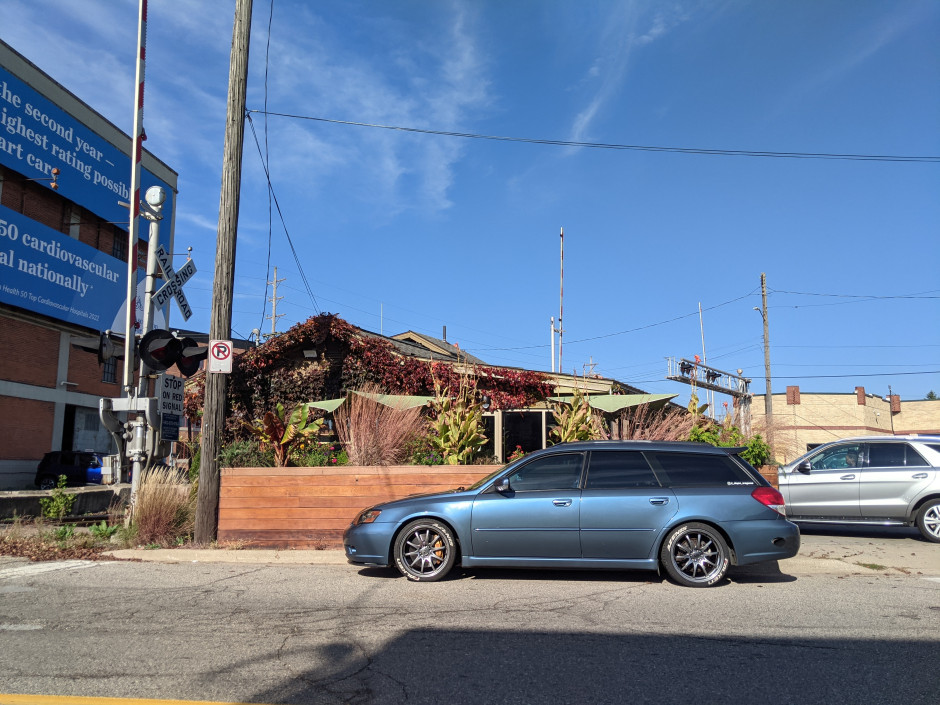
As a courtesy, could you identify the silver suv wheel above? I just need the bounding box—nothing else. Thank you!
[915,500,940,543]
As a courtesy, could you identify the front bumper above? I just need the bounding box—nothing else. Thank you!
[343,521,392,566]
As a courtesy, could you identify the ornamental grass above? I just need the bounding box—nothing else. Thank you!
[335,383,427,466]
[130,465,194,546]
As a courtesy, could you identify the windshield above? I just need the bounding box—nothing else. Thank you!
[466,463,510,491]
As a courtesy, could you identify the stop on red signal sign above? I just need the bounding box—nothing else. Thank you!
[208,339,233,373]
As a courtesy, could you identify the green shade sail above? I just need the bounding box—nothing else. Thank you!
[549,393,678,413]
[306,398,347,413]
[351,391,435,409]
[307,392,435,413]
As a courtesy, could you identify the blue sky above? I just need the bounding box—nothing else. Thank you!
[3,1,938,405]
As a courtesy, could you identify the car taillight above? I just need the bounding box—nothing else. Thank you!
[751,487,786,515]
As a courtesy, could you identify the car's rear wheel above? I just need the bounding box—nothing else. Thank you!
[915,500,940,543]
[660,522,730,587]
[393,519,456,582]
[37,475,57,491]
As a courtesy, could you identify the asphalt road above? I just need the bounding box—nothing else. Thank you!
[1,529,938,705]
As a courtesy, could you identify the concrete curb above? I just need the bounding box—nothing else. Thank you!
[105,548,349,564]
[102,548,935,577]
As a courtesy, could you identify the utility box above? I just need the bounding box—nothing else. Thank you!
[100,454,122,485]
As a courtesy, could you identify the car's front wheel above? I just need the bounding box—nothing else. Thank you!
[660,522,730,587]
[393,519,456,582]
[915,500,940,543]
[37,475,57,491]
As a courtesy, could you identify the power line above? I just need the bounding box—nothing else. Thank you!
[245,112,321,315]
[246,110,940,164]
[774,370,939,379]
[479,290,757,351]
[775,344,940,349]
[259,0,276,332]
[770,288,939,299]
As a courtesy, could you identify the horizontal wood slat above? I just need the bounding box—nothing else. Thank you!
[218,465,500,549]
[222,465,493,477]
[219,496,399,509]
[220,484,446,498]
[222,473,483,487]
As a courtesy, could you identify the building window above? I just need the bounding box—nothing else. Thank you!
[112,229,127,261]
[102,357,117,384]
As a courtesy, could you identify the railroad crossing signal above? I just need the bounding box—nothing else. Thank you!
[139,329,207,377]
[153,244,196,321]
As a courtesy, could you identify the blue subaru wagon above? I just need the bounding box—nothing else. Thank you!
[344,441,800,587]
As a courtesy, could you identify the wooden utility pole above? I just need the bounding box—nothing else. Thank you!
[195,0,252,543]
[760,272,775,457]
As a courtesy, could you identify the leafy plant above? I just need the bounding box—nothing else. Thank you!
[90,521,119,540]
[428,375,488,465]
[507,445,526,462]
[292,442,348,467]
[549,387,605,444]
[39,475,76,520]
[740,434,771,467]
[53,525,74,542]
[243,402,323,467]
[219,440,275,468]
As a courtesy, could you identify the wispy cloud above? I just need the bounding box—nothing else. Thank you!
[256,2,490,215]
[778,3,932,111]
[568,2,693,143]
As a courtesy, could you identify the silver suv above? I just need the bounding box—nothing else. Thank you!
[778,435,940,542]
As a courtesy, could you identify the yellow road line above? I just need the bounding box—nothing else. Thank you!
[0,696,271,705]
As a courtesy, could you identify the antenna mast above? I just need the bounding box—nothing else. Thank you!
[266,265,285,337]
[558,226,564,374]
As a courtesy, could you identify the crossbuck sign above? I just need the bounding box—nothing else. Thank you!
[153,244,196,321]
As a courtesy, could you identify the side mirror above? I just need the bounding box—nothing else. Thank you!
[494,477,511,493]
[798,461,812,474]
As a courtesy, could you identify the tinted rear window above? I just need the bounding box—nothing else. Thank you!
[867,443,906,467]
[585,451,660,489]
[647,451,755,487]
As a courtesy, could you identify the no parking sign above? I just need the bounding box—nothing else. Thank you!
[208,339,233,373]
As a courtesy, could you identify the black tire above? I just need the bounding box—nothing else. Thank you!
[915,500,940,543]
[393,519,457,582]
[38,475,57,491]
[660,522,730,588]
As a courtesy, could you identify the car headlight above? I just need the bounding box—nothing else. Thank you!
[355,508,382,525]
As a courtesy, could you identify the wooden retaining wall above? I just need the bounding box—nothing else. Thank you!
[219,462,780,549]
[218,465,499,548]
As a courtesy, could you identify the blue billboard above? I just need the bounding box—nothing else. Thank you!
[0,205,138,331]
[0,66,174,229]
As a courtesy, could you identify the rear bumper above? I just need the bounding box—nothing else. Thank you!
[727,518,801,565]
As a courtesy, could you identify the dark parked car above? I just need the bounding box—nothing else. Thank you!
[344,441,800,587]
[35,451,105,490]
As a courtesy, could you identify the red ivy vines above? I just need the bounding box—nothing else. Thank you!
[184,313,553,439]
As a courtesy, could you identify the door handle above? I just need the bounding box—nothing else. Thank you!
[840,474,856,481]
[552,499,572,507]
[912,473,928,480]
[649,497,670,505]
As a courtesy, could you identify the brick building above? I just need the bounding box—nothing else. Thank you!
[0,40,178,488]
[753,385,940,464]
